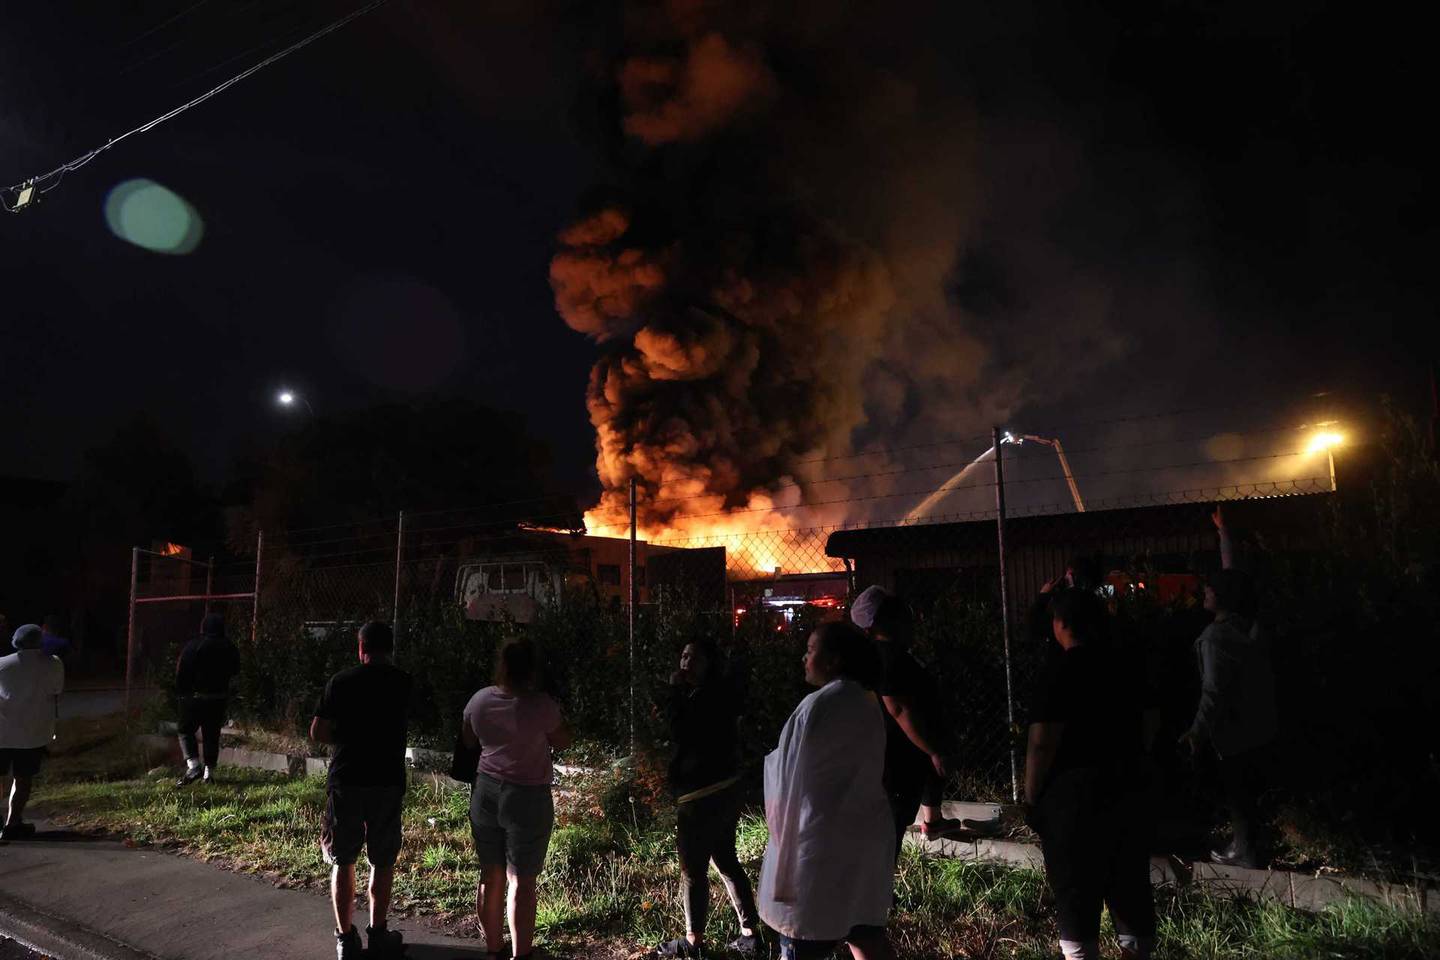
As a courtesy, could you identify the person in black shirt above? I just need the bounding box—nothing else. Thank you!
[173,613,241,786]
[851,586,962,857]
[653,638,761,958]
[310,621,412,960]
[1025,589,1155,960]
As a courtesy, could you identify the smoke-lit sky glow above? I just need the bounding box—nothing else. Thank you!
[1,1,1433,523]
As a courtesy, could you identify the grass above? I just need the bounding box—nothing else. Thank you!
[31,713,1440,960]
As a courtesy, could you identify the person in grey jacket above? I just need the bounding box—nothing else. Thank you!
[1180,508,1278,868]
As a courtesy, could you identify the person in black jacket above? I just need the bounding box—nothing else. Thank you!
[652,638,761,959]
[1024,589,1155,960]
[174,613,241,786]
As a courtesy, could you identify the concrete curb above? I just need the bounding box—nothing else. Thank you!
[135,737,599,791]
[138,737,1440,918]
[904,830,1440,915]
[0,889,161,960]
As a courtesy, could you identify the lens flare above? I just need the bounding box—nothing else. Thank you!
[104,178,203,254]
[1306,431,1344,455]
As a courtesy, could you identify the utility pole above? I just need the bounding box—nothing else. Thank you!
[992,426,1018,802]
[628,478,638,757]
[125,547,139,711]
[1431,362,1439,458]
[250,530,264,646]
[393,511,406,645]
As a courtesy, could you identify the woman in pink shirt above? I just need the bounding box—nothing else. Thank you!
[461,638,572,960]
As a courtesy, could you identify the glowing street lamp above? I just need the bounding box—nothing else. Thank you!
[276,389,314,415]
[1304,422,1343,492]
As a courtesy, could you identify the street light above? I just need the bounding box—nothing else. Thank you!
[1304,421,1343,492]
[1001,432,1086,512]
[276,389,314,415]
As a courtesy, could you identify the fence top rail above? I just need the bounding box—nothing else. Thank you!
[135,547,214,566]
[134,591,256,604]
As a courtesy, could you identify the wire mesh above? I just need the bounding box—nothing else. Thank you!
[150,474,1334,798]
[128,551,254,697]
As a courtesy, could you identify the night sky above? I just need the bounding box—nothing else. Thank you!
[3,1,1434,508]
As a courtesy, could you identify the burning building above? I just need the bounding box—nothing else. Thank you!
[454,527,725,623]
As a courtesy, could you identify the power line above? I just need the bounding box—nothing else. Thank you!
[649,425,1332,504]
[257,475,1331,565]
[650,413,1335,487]
[2,0,391,211]
[119,0,221,49]
[241,444,1335,552]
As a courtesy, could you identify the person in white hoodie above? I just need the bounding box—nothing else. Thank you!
[758,621,896,960]
[0,623,65,841]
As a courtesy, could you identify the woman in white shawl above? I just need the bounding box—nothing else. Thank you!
[759,621,897,960]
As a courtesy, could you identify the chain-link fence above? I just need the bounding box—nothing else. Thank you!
[130,475,1335,801]
[127,547,256,706]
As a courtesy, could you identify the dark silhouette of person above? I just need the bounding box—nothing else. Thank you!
[1025,589,1155,960]
[653,638,761,958]
[310,621,411,960]
[1179,507,1278,868]
[174,613,240,785]
[850,586,961,852]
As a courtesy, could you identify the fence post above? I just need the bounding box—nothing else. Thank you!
[628,477,638,756]
[393,510,406,645]
[251,530,264,646]
[125,546,139,712]
[204,554,215,617]
[993,426,1019,802]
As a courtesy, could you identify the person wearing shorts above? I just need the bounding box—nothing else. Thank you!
[462,637,571,960]
[0,624,64,841]
[310,621,412,960]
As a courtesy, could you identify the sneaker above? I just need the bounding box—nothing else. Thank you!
[655,936,703,957]
[366,924,404,957]
[335,925,363,960]
[175,766,203,787]
[727,932,763,956]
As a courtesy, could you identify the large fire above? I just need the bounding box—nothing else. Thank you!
[549,4,979,577]
[583,488,843,579]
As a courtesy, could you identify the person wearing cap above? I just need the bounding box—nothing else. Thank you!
[0,623,65,840]
[850,586,962,855]
[174,613,241,786]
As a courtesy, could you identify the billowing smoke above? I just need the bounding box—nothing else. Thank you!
[550,2,1140,545]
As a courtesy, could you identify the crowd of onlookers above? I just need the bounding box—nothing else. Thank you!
[0,506,1276,960]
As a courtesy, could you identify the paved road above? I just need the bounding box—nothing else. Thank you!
[57,688,127,721]
[0,820,497,960]
[0,938,47,960]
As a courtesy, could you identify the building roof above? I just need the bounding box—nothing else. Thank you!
[824,492,1331,559]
